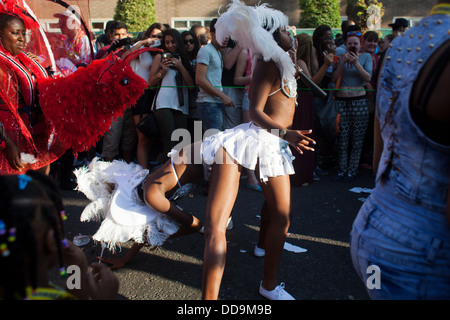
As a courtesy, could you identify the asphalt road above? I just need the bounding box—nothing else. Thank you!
[59,165,374,302]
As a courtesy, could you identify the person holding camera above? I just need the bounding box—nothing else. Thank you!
[95,22,138,164]
[95,21,131,60]
[147,28,194,162]
[331,31,372,182]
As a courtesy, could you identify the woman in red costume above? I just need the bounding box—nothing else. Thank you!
[0,11,63,174]
[0,2,151,175]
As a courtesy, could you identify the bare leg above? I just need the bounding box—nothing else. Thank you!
[144,142,204,233]
[99,243,145,270]
[101,143,204,270]
[202,148,242,300]
[134,114,155,169]
[259,174,292,291]
[257,201,269,249]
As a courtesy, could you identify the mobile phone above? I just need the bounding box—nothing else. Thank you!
[348,47,357,68]
[162,53,172,60]
[150,39,161,47]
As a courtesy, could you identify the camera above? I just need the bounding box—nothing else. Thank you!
[108,37,135,52]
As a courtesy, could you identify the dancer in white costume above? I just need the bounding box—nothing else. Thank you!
[75,142,203,269]
[200,1,315,300]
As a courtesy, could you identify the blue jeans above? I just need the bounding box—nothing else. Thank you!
[197,102,225,131]
[350,182,450,299]
[197,102,242,132]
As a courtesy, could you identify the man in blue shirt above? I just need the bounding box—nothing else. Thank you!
[195,18,234,135]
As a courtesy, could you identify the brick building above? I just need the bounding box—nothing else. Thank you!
[30,0,435,34]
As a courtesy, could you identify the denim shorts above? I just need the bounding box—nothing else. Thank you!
[350,182,450,299]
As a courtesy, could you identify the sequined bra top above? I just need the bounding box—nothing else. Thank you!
[268,75,297,99]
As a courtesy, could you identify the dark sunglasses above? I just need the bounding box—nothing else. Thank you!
[347,31,362,37]
[184,39,195,44]
[151,35,163,39]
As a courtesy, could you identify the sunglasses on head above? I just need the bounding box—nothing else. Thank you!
[347,31,362,37]
[184,39,195,44]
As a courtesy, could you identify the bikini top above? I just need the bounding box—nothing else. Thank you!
[268,76,297,99]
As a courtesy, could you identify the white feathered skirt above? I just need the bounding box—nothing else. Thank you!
[201,122,295,182]
[74,158,179,253]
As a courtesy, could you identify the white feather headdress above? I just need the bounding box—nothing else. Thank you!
[215,0,295,81]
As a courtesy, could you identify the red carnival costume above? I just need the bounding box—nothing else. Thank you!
[0,0,159,174]
[0,44,65,173]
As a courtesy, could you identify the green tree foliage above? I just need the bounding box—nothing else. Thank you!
[298,0,341,28]
[114,0,157,33]
[346,0,384,31]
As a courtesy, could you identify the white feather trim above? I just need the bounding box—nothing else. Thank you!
[215,0,295,81]
[74,157,180,253]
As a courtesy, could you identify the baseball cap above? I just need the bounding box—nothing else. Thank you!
[54,6,82,25]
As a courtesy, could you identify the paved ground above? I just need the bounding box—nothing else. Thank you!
[60,165,375,301]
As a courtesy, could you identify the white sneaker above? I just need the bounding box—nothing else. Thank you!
[253,245,265,257]
[259,282,295,300]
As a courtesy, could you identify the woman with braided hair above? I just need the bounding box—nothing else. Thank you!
[0,170,119,300]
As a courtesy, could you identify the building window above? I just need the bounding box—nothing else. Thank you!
[92,22,105,30]
[174,20,188,29]
[171,18,215,31]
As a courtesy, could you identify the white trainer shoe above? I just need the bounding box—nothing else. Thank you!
[253,245,265,257]
[259,282,295,300]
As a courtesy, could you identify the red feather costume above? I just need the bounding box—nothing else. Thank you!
[0,13,158,174]
[0,0,161,174]
[37,52,150,154]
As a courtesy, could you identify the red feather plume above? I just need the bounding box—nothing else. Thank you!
[37,53,148,154]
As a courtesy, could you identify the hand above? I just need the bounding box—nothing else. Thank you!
[283,129,316,154]
[294,63,303,79]
[5,139,25,171]
[62,240,88,269]
[142,38,156,47]
[323,51,334,66]
[160,57,173,71]
[171,57,182,69]
[86,262,119,300]
[220,94,234,107]
[345,51,358,67]
[26,52,40,63]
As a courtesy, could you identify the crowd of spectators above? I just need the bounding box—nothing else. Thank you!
[56,17,403,191]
